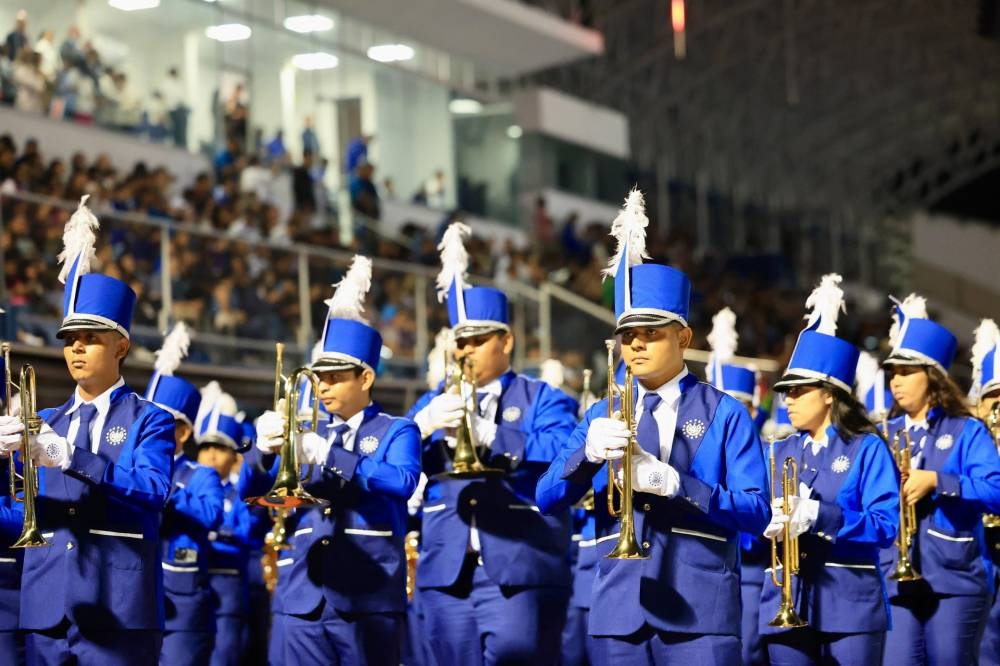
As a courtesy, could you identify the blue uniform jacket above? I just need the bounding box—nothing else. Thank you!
[536,373,770,637]
[0,460,23,632]
[161,455,224,631]
[406,371,579,589]
[239,403,420,615]
[17,384,174,631]
[207,480,255,616]
[881,410,1000,598]
[759,428,898,635]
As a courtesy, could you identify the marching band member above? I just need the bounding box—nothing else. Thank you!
[241,255,420,666]
[0,197,175,664]
[0,349,23,666]
[880,296,1000,665]
[147,326,225,666]
[758,274,899,664]
[196,397,256,666]
[705,306,770,666]
[407,222,579,665]
[536,190,770,664]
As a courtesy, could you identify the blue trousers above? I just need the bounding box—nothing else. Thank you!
[420,556,569,666]
[161,630,214,666]
[588,625,741,666]
[26,624,161,666]
[210,615,245,666]
[982,583,1000,666]
[402,591,432,666]
[765,628,884,666]
[270,600,402,666]
[884,591,988,665]
[740,575,766,666]
[561,606,591,666]
[0,629,23,666]
[245,582,270,666]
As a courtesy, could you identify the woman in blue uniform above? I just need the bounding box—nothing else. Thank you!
[759,274,899,665]
[881,298,1000,665]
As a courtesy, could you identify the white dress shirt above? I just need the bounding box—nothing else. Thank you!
[65,377,125,454]
[468,370,508,555]
[634,367,688,463]
[318,405,371,459]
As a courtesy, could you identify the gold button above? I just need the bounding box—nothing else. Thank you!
[801,552,807,559]
[324,508,332,516]
[321,538,330,546]
[68,507,76,515]
[469,499,478,507]
[642,541,650,549]
[643,504,652,511]
[66,542,74,551]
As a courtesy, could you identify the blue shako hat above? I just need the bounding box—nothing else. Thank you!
[603,189,690,333]
[437,222,510,339]
[855,351,892,416]
[194,381,242,450]
[313,255,382,373]
[57,196,136,339]
[145,322,200,425]
[773,274,860,395]
[706,307,757,404]
[884,294,957,373]
[970,319,1000,403]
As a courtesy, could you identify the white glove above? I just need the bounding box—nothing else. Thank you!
[31,423,71,469]
[413,393,466,439]
[255,402,286,455]
[472,415,497,449]
[630,449,680,497]
[763,495,797,540]
[584,417,630,463]
[408,473,428,516]
[788,484,818,537]
[0,415,24,455]
[298,431,327,466]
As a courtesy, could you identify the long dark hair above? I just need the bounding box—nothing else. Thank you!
[888,365,972,419]
[827,385,883,443]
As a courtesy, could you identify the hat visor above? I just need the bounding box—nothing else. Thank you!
[57,315,126,339]
[311,358,363,373]
[883,350,934,369]
[453,323,509,340]
[196,434,239,451]
[614,313,684,335]
[772,373,827,393]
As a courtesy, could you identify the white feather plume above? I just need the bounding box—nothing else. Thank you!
[855,351,880,400]
[153,322,191,376]
[707,307,739,366]
[602,188,650,280]
[436,222,471,302]
[57,195,100,284]
[540,359,566,389]
[803,273,846,336]
[310,340,324,363]
[888,294,928,347]
[216,391,238,417]
[970,318,1000,401]
[195,380,223,432]
[324,255,372,323]
[426,327,454,389]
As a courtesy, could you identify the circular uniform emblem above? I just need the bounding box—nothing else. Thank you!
[502,406,522,423]
[935,434,954,451]
[831,455,851,474]
[106,426,127,446]
[359,435,380,455]
[681,419,706,439]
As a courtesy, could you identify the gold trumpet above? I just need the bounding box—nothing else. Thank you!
[890,430,921,581]
[405,530,420,601]
[604,339,647,560]
[984,404,1000,529]
[1,343,48,548]
[443,355,502,479]
[768,441,806,628]
[245,343,328,509]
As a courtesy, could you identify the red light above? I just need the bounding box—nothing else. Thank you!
[672,0,686,33]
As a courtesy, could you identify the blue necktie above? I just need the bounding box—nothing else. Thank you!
[636,392,662,458]
[908,426,928,455]
[325,423,351,465]
[477,392,489,417]
[74,404,98,453]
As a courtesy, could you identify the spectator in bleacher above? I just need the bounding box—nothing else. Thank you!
[13,49,46,114]
[301,115,320,157]
[292,150,317,214]
[111,72,142,133]
[215,137,243,180]
[161,67,188,149]
[34,29,58,83]
[344,134,372,176]
[266,130,287,165]
[59,25,84,72]
[0,45,16,105]
[423,169,447,209]
[531,195,555,246]
[350,162,380,221]
[4,10,29,63]
[224,83,248,143]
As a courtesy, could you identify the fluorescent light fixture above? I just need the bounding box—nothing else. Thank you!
[449,98,482,115]
[205,23,252,42]
[108,0,160,10]
[283,14,334,33]
[506,125,523,139]
[367,44,415,63]
[292,52,339,70]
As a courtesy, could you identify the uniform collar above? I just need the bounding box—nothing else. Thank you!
[802,425,836,454]
[636,366,688,407]
[66,376,125,418]
[330,402,373,432]
[478,373,506,398]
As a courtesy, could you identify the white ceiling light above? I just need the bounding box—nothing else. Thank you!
[292,52,339,71]
[205,24,252,42]
[506,125,523,139]
[108,0,160,10]
[283,14,334,34]
[367,44,415,63]
[449,98,482,115]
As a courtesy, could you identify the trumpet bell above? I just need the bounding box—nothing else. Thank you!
[768,603,807,628]
[605,532,648,560]
[246,486,330,509]
[444,461,505,479]
[889,560,922,582]
[12,524,48,549]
